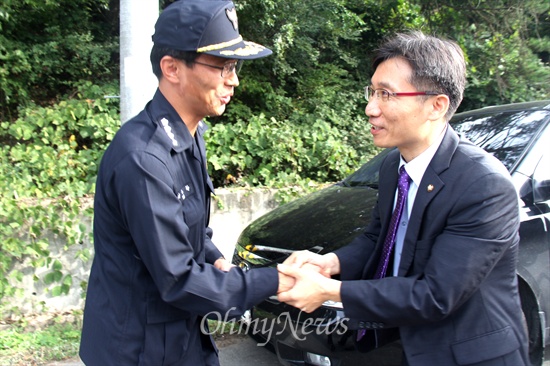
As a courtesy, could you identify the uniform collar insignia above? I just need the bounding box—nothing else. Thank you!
[160,117,179,147]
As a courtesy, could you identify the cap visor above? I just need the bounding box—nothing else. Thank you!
[203,40,273,60]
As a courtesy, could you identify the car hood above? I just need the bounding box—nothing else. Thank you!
[234,184,378,266]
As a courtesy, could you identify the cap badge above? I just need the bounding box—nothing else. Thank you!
[226,8,239,31]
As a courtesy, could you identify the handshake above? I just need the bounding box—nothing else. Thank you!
[276,250,342,313]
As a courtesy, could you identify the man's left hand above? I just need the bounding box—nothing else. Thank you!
[276,263,341,313]
[214,257,235,272]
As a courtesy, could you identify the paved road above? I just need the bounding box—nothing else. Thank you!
[46,336,550,366]
[46,336,280,366]
[219,336,280,366]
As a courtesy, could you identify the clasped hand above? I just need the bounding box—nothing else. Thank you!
[276,250,341,313]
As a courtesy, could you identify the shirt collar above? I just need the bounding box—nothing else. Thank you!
[400,124,448,186]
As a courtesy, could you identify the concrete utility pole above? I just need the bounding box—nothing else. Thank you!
[120,0,159,124]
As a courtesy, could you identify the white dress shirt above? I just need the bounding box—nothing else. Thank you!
[392,126,447,276]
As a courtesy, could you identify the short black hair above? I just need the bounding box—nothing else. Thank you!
[372,31,466,121]
[150,45,200,80]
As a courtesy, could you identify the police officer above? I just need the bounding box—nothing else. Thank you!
[80,1,290,365]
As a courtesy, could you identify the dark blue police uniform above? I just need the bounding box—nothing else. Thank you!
[80,89,278,365]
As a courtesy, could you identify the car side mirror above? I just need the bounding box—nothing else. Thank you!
[519,180,535,207]
[533,178,550,203]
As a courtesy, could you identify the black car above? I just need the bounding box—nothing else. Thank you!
[232,100,550,366]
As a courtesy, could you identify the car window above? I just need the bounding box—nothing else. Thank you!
[344,109,550,187]
[343,148,391,187]
[452,110,550,171]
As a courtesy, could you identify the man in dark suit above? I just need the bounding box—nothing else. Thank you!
[277,31,529,365]
[79,1,291,365]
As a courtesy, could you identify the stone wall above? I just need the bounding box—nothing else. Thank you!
[3,188,278,316]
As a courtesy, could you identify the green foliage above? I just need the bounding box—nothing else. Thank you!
[208,0,412,192]
[0,311,81,364]
[0,0,548,315]
[0,82,119,314]
[231,0,427,119]
[206,112,362,186]
[0,313,230,366]
[416,0,550,111]
[206,89,380,200]
[460,29,550,108]
[0,0,117,120]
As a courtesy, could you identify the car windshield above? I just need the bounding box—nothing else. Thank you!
[344,109,550,187]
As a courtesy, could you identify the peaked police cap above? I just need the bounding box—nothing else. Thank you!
[152,0,272,60]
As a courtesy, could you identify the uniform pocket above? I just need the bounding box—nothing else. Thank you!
[138,320,187,366]
[139,297,191,366]
[177,182,204,227]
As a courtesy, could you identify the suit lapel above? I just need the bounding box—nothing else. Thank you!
[397,127,460,276]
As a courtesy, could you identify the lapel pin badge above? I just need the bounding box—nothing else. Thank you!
[427,184,434,192]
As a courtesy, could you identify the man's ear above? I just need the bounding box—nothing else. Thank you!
[429,94,450,121]
[159,56,181,83]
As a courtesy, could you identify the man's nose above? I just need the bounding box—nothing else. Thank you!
[226,72,239,87]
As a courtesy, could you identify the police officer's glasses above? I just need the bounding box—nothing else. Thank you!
[365,86,440,102]
[194,60,243,78]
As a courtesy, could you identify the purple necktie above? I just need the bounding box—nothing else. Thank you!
[357,165,410,341]
[374,165,411,279]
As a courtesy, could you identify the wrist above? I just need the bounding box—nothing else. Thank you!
[323,277,342,302]
[324,253,340,275]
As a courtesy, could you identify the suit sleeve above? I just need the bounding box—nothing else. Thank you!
[334,149,394,279]
[339,168,520,327]
[334,199,382,280]
[113,151,278,317]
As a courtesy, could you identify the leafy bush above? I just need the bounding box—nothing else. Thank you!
[416,0,550,111]
[0,311,82,364]
[0,0,117,120]
[0,79,376,313]
[206,107,377,189]
[0,0,548,316]
[0,82,119,313]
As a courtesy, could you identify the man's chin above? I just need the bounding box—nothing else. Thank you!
[207,106,226,117]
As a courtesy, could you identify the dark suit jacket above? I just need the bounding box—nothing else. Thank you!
[80,90,278,366]
[334,127,529,365]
